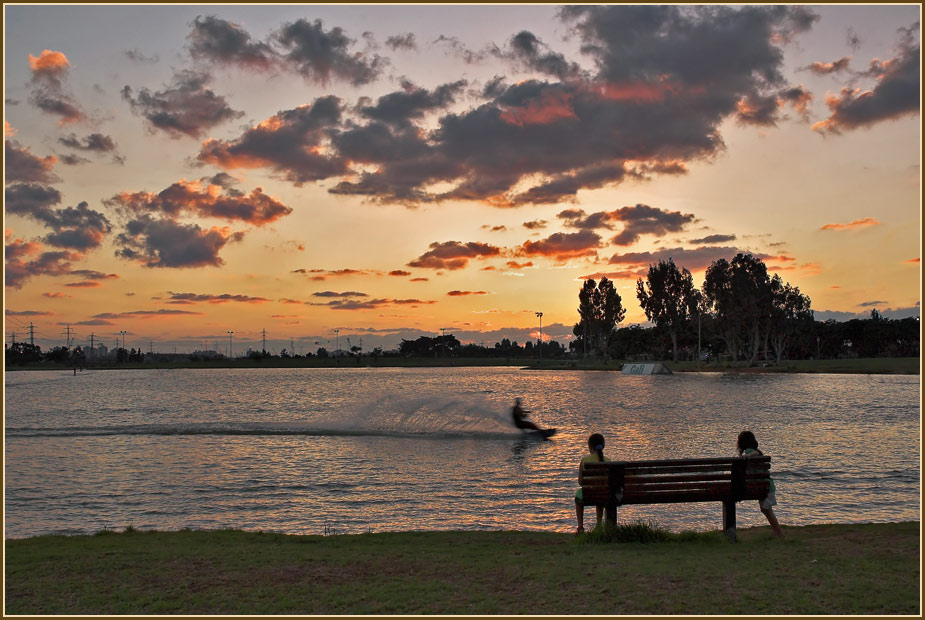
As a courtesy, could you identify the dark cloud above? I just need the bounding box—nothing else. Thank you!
[59,153,90,166]
[804,57,852,75]
[6,309,55,316]
[814,24,920,134]
[114,215,244,268]
[122,69,244,138]
[608,245,765,272]
[736,93,781,126]
[517,229,601,261]
[859,300,889,307]
[198,96,347,185]
[166,292,269,304]
[43,202,112,250]
[385,33,417,51]
[502,30,584,80]
[407,241,502,270]
[124,49,160,64]
[275,18,386,86]
[202,6,821,206]
[5,183,62,216]
[312,291,368,298]
[447,290,488,296]
[690,233,737,244]
[75,319,114,326]
[58,132,117,152]
[106,179,291,226]
[188,15,277,70]
[5,140,60,183]
[389,270,411,276]
[522,220,547,230]
[92,309,205,319]
[292,267,374,281]
[778,86,813,119]
[64,281,102,288]
[358,80,467,127]
[5,184,111,251]
[5,232,81,288]
[69,270,118,280]
[313,297,436,310]
[847,28,862,52]
[27,50,85,124]
[557,204,696,245]
[433,35,488,64]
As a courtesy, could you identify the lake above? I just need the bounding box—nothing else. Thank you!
[4,367,920,538]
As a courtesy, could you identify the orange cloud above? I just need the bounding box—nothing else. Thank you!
[28,50,70,74]
[905,257,920,264]
[5,121,16,137]
[64,281,103,288]
[43,292,73,299]
[820,217,880,231]
[500,90,577,127]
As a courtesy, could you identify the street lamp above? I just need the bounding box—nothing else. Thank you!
[119,330,127,351]
[535,312,543,360]
[333,329,339,354]
[227,331,234,358]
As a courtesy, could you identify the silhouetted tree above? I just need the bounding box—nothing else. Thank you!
[636,258,699,362]
[573,277,625,359]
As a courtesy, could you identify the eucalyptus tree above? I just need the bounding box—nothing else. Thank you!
[574,277,625,359]
[636,258,699,362]
[703,253,773,365]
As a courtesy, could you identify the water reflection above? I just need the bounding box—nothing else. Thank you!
[4,367,920,538]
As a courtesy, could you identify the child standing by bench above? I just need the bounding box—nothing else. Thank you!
[737,430,784,538]
[575,433,609,534]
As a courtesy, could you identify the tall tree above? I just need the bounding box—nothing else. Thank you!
[574,277,625,359]
[636,258,699,362]
[703,253,773,365]
[767,275,813,362]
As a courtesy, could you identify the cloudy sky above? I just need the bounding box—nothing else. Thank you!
[4,4,921,354]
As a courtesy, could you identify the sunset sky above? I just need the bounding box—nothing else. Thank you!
[4,4,921,354]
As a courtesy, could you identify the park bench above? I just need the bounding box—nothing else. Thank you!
[581,456,772,541]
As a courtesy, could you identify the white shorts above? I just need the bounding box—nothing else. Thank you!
[759,490,777,511]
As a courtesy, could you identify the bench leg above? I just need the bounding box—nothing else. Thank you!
[722,500,737,542]
[604,500,617,526]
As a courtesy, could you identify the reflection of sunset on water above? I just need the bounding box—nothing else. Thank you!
[5,367,919,538]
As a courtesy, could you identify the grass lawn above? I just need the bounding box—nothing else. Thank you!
[5,522,919,614]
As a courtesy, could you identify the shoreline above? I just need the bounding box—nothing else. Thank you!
[4,356,920,374]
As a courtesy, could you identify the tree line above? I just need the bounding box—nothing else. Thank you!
[572,253,918,364]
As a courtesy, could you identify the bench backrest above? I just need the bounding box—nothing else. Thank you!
[581,456,771,506]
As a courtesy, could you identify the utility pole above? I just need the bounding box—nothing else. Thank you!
[10,331,15,346]
[29,322,35,346]
[535,311,543,361]
[261,328,267,354]
[89,333,95,352]
[440,328,446,358]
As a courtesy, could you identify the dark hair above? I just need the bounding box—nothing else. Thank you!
[737,430,761,454]
[588,433,605,462]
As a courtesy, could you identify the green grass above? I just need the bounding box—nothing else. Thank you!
[5,522,919,614]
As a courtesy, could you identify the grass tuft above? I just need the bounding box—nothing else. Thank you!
[578,520,723,544]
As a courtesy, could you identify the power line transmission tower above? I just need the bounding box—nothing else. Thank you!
[10,331,15,346]
[29,322,35,346]
[62,324,73,349]
[261,328,267,353]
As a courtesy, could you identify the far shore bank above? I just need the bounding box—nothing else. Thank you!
[5,522,919,614]
[4,356,920,374]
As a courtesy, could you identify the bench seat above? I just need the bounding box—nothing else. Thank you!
[580,456,772,541]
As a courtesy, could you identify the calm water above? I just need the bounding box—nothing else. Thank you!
[4,367,920,539]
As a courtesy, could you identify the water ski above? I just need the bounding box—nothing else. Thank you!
[524,427,557,440]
